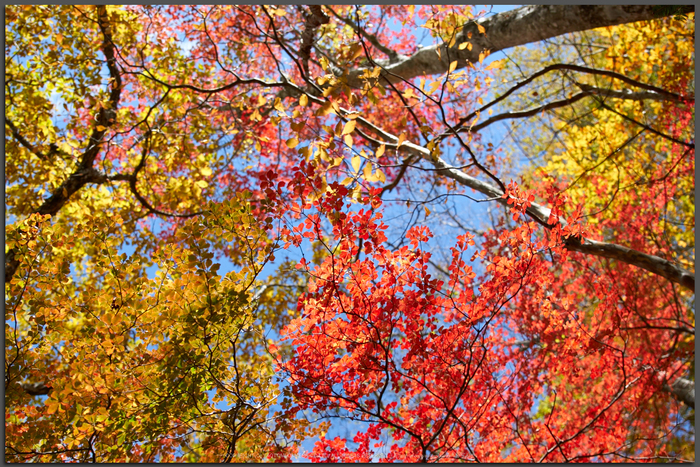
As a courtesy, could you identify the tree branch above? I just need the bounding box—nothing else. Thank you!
[327,6,401,61]
[440,63,691,141]
[466,91,590,134]
[5,119,49,161]
[339,5,695,88]
[369,132,696,292]
[564,236,695,291]
[574,83,691,102]
[298,5,330,76]
[664,376,695,409]
[595,100,695,149]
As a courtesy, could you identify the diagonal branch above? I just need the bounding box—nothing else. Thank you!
[574,83,690,102]
[355,127,696,292]
[5,119,50,161]
[564,236,695,292]
[466,91,590,134]
[338,5,696,88]
[595,100,695,149]
[439,63,691,141]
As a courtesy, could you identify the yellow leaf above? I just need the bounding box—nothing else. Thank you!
[351,155,361,173]
[477,23,486,35]
[316,101,333,117]
[46,399,60,415]
[424,206,431,216]
[349,43,364,60]
[397,133,406,148]
[376,144,385,158]
[344,133,353,148]
[200,167,213,176]
[376,168,386,183]
[340,177,354,186]
[286,137,299,148]
[96,125,107,132]
[341,120,356,135]
[449,60,458,73]
[299,94,308,107]
[479,52,486,63]
[426,79,441,95]
[319,56,329,71]
[484,59,504,71]
[317,148,330,162]
[363,163,377,182]
[458,41,469,50]
[196,180,208,188]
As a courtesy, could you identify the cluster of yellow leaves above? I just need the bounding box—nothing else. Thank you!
[4,192,313,462]
[542,16,694,267]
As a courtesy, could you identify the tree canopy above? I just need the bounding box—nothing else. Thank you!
[5,5,695,462]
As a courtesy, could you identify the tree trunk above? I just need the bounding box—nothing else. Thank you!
[666,377,695,409]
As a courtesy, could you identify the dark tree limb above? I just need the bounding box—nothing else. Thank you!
[5,119,50,161]
[665,376,695,409]
[438,63,692,142]
[564,236,695,292]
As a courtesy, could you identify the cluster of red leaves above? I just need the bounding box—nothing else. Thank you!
[263,159,692,461]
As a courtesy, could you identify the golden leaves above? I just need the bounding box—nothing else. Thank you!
[341,119,356,136]
[351,155,361,173]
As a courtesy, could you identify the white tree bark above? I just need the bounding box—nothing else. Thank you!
[341,5,694,87]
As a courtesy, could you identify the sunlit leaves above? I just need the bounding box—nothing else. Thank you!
[5,4,694,463]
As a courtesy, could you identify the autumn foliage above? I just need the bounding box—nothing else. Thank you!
[5,5,694,462]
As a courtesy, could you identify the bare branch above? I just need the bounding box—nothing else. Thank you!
[442,63,691,141]
[575,83,691,102]
[467,91,590,134]
[5,119,49,160]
